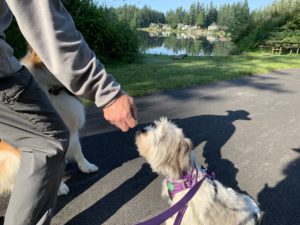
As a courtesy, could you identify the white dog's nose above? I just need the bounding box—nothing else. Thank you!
[135,129,145,137]
[137,127,148,135]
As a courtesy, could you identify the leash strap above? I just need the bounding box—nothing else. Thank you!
[174,204,188,225]
[135,174,207,225]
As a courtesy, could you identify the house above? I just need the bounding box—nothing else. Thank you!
[208,23,219,31]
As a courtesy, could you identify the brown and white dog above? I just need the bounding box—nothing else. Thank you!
[0,47,98,196]
[135,118,260,225]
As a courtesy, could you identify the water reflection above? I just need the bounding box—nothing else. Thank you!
[139,31,234,56]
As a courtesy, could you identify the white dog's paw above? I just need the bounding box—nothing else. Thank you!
[78,161,99,174]
[58,182,70,196]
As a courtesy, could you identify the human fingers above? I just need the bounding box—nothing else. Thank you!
[114,121,130,132]
[126,115,137,128]
[130,98,138,121]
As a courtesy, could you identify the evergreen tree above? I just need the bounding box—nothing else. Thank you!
[204,2,218,27]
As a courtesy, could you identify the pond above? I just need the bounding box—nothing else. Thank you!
[138,31,234,56]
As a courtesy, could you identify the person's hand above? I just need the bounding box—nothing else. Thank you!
[102,93,138,132]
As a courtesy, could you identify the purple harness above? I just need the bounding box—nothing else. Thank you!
[136,166,214,225]
[166,166,200,200]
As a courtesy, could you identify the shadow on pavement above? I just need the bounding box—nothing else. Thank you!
[54,124,147,215]
[175,110,251,192]
[65,164,157,225]
[58,110,251,224]
[258,148,300,225]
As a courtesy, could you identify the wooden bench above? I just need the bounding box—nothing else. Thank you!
[282,42,300,54]
[260,41,300,54]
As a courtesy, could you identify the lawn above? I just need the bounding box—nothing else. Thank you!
[107,53,300,96]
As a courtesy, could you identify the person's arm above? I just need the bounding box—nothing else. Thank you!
[6,0,118,108]
[6,0,137,131]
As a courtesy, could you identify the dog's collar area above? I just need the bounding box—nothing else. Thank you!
[48,86,65,95]
[48,86,76,97]
[166,165,215,200]
[136,172,208,225]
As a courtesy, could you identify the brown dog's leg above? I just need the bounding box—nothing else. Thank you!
[0,139,21,194]
[0,139,21,157]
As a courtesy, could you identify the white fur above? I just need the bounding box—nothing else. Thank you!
[0,147,20,194]
[136,118,260,225]
[21,58,99,195]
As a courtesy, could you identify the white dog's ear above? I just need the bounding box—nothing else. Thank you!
[177,138,193,174]
[184,138,193,151]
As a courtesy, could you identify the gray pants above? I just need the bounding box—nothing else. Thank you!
[0,67,70,225]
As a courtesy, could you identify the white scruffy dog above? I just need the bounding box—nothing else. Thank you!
[135,118,260,225]
[0,47,98,196]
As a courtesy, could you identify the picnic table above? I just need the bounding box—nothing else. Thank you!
[259,41,300,54]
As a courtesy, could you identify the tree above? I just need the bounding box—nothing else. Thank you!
[218,0,250,41]
[204,2,218,27]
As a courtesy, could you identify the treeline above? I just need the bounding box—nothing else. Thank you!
[115,0,300,52]
[114,5,165,28]
[114,2,218,29]
[5,0,140,63]
[165,2,218,28]
[112,1,252,46]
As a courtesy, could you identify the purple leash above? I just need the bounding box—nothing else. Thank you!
[135,174,207,225]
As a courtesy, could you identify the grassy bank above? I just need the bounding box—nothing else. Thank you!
[107,53,300,96]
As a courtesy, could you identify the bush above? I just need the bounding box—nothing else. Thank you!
[63,0,140,63]
[236,1,300,52]
[5,0,140,63]
[5,18,26,59]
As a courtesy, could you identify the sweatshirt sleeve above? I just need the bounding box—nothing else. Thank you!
[6,0,121,108]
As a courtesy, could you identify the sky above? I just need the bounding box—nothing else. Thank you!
[98,0,275,12]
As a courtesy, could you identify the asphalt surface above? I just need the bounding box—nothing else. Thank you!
[1,68,300,225]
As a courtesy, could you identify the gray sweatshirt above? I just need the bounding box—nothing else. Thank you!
[0,0,121,108]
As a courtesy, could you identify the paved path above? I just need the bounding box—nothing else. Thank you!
[1,68,300,224]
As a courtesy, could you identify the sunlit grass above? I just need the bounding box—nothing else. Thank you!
[107,53,300,96]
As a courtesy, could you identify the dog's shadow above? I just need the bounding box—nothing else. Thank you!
[174,110,251,192]
[258,149,300,225]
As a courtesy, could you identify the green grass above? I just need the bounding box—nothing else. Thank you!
[106,52,300,96]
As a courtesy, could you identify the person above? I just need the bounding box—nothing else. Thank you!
[0,0,138,225]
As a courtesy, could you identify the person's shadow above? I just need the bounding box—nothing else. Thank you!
[175,110,251,192]
[258,148,300,225]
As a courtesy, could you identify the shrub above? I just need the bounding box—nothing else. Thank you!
[5,18,26,59]
[5,0,140,63]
